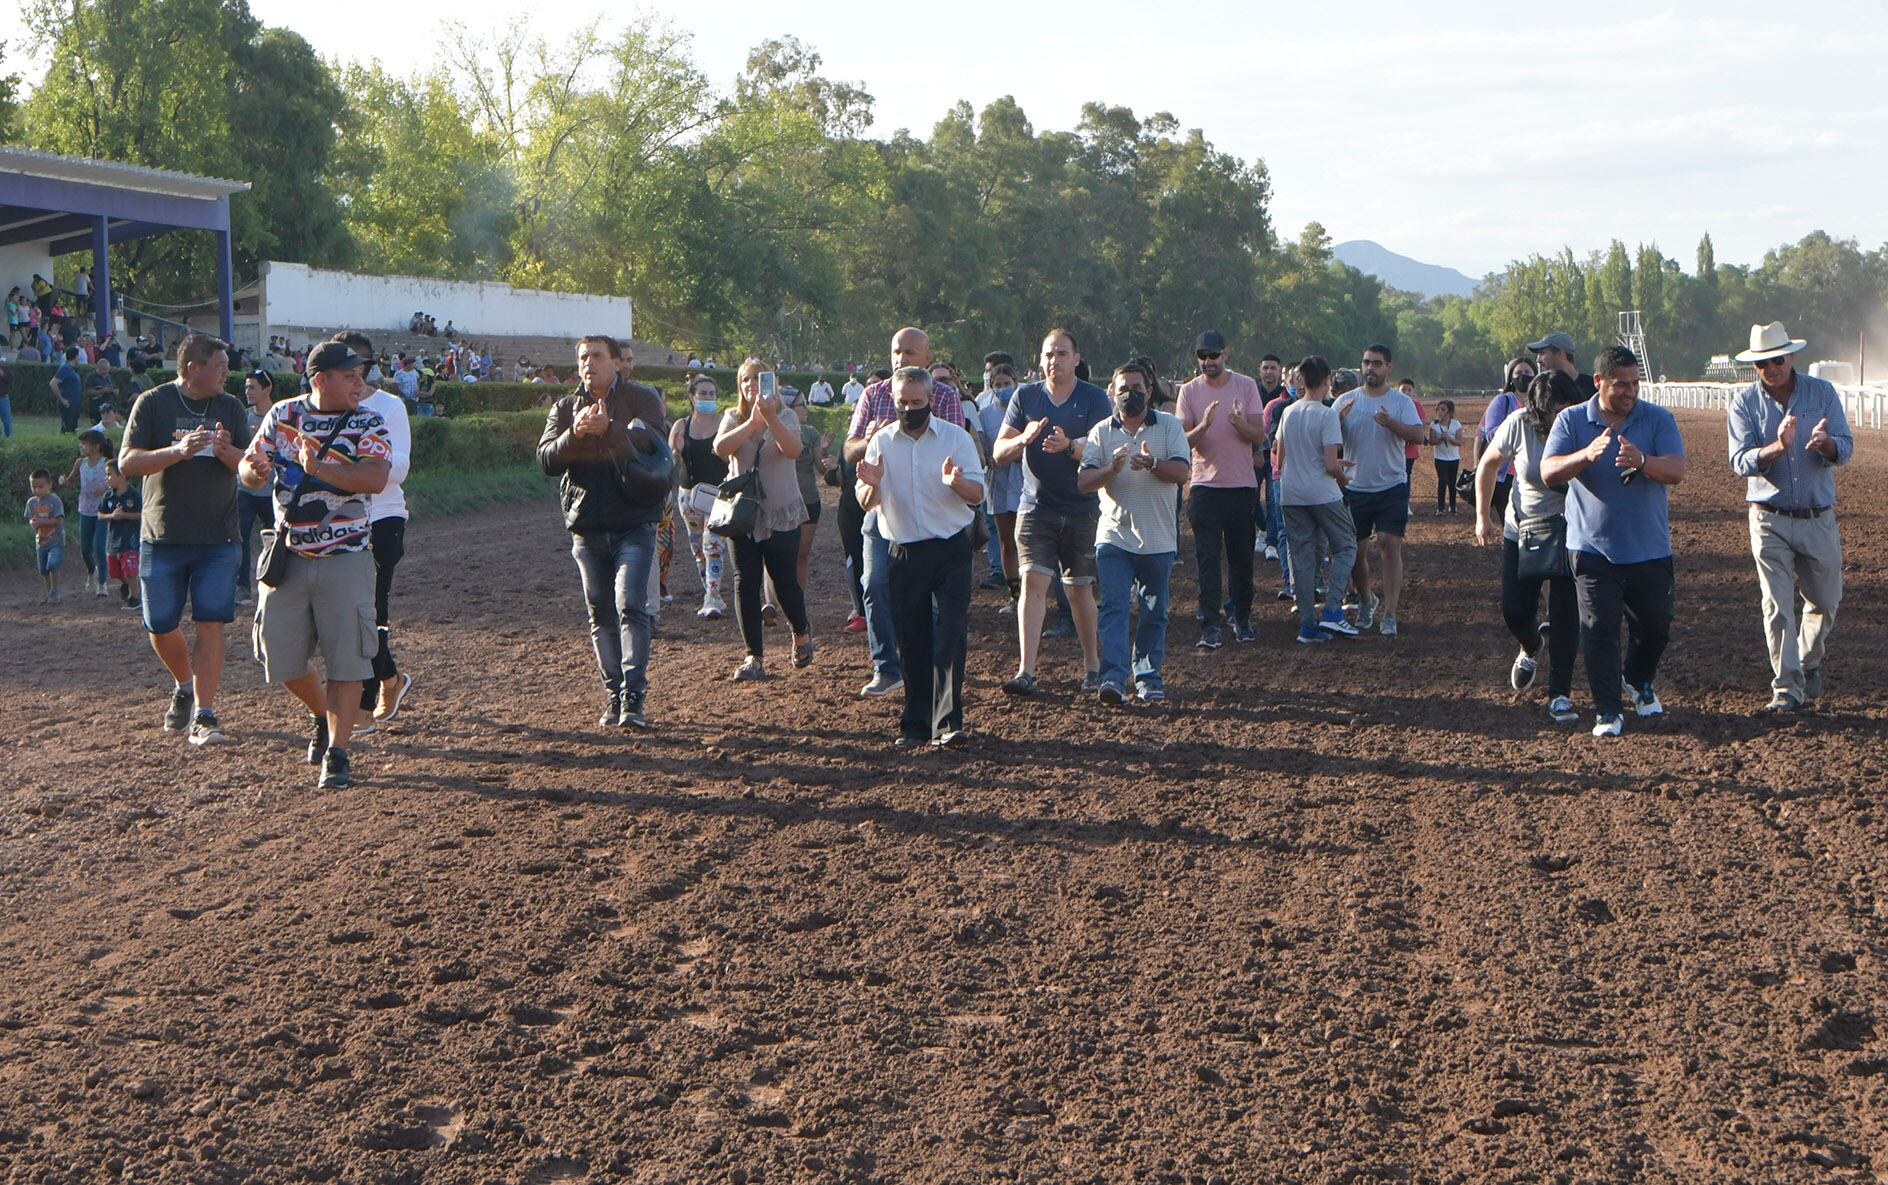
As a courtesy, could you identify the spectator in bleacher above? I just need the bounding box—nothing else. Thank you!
[5,287,21,348]
[31,273,52,318]
[0,357,12,437]
[73,268,91,316]
[99,334,122,368]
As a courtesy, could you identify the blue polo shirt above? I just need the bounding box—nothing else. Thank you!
[1543,395,1685,565]
[1002,379,1113,515]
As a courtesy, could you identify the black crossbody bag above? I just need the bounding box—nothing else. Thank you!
[256,406,355,587]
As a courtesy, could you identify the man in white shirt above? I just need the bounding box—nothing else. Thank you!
[337,333,416,728]
[809,377,834,406]
[842,375,865,405]
[855,367,984,749]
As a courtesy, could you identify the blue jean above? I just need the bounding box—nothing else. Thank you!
[140,540,240,633]
[860,513,902,681]
[571,525,657,698]
[1096,544,1174,691]
[0,395,12,437]
[79,513,106,578]
[1261,473,1291,581]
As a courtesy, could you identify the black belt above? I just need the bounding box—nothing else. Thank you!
[1751,503,1830,519]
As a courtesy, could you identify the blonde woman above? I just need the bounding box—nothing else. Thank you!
[714,359,814,679]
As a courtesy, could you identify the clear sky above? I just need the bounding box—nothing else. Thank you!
[10,0,1887,279]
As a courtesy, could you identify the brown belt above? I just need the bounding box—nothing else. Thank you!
[1751,503,1829,519]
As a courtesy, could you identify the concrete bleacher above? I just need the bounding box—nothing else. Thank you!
[253,324,690,373]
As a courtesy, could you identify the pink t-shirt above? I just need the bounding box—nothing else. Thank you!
[1177,371,1263,488]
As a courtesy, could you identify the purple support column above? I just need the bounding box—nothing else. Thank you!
[90,216,112,340]
[215,196,234,343]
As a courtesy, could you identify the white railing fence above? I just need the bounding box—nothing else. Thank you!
[1642,381,1888,430]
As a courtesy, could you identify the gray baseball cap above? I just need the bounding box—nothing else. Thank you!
[1526,331,1577,353]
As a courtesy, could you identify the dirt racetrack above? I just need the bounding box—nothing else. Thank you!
[3,406,1886,1184]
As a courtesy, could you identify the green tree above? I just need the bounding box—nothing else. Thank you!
[332,65,513,278]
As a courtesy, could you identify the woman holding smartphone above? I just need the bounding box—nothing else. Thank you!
[715,359,814,680]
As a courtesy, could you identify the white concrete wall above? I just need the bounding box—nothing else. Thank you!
[262,261,631,341]
[0,242,53,307]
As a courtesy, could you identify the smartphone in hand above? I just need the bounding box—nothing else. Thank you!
[758,371,778,404]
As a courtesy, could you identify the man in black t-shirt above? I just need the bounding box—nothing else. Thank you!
[119,334,250,746]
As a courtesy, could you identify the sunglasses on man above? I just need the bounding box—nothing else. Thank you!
[1754,356,1791,370]
[1196,351,1223,361]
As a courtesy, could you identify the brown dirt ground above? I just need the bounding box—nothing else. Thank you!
[2,407,1886,1185]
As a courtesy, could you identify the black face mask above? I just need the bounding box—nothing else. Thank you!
[1115,390,1147,419]
[900,406,930,432]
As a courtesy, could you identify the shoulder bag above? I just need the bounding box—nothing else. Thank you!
[256,405,355,587]
[706,467,763,538]
[1515,513,1569,581]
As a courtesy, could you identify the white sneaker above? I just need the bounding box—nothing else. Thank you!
[1592,713,1624,737]
[1547,696,1579,723]
[1264,544,1279,561]
[1356,594,1378,631]
[1510,647,1538,691]
[1378,614,1398,637]
[859,673,904,697]
[1631,683,1664,717]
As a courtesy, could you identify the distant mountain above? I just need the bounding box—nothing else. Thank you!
[1332,241,1478,299]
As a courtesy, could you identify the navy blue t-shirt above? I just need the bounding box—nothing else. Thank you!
[1002,379,1113,515]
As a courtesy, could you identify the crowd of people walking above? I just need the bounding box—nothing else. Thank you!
[94,314,1853,784]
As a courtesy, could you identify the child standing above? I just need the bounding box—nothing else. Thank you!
[98,458,143,609]
[25,470,65,603]
[63,429,112,596]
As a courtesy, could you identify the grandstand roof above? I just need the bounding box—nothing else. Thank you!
[0,147,250,201]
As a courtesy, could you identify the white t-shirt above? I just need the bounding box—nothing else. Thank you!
[360,389,413,521]
[842,379,864,405]
[1336,388,1421,494]
[1432,418,1462,462]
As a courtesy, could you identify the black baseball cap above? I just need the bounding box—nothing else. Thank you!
[306,341,365,375]
[1194,331,1227,355]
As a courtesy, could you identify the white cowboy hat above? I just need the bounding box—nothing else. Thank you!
[1734,321,1807,363]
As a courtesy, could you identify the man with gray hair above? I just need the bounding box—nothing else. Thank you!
[1726,321,1852,713]
[855,367,985,747]
[843,328,966,699]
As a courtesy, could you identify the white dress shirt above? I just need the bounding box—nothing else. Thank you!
[863,418,984,544]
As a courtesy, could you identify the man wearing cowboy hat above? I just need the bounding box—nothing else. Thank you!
[1727,322,1852,713]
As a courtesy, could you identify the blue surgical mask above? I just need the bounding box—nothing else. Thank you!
[694,398,717,414]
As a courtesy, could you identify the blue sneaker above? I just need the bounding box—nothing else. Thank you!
[1318,610,1359,637]
[1295,625,1330,644]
